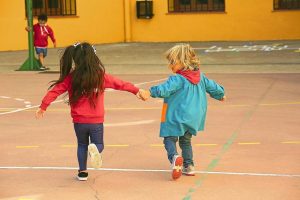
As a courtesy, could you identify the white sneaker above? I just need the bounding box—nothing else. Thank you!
[88,143,102,169]
[182,165,196,176]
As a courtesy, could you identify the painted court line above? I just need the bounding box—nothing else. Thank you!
[238,142,261,145]
[16,146,39,149]
[195,143,218,146]
[14,141,300,149]
[0,166,299,178]
[106,144,129,147]
[150,144,164,147]
[281,141,300,144]
[104,120,156,127]
[61,144,76,148]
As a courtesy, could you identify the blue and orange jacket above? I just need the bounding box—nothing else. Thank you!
[150,70,225,137]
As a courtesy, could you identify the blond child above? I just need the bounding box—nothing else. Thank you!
[141,44,226,180]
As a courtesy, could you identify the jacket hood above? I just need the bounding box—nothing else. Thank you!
[176,69,201,84]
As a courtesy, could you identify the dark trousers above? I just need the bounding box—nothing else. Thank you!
[163,131,194,168]
[74,123,104,171]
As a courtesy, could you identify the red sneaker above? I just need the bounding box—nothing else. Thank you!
[171,155,183,180]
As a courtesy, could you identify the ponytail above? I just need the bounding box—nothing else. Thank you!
[49,45,75,89]
[48,42,105,107]
[70,42,105,107]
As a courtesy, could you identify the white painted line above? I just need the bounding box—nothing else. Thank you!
[14,98,25,101]
[0,96,10,99]
[105,120,156,127]
[193,44,300,53]
[24,101,31,104]
[0,166,299,178]
[216,49,236,52]
[198,171,300,178]
[0,107,22,110]
[0,104,41,115]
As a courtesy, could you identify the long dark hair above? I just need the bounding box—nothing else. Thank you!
[50,42,105,107]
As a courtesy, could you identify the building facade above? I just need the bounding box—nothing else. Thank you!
[0,0,299,51]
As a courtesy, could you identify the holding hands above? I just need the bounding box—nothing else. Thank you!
[136,89,151,101]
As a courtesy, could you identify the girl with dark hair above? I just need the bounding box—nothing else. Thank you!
[36,42,143,181]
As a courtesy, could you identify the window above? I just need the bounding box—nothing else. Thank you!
[274,0,300,10]
[25,0,77,16]
[168,0,225,13]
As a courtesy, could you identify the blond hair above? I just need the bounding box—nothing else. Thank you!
[165,44,200,70]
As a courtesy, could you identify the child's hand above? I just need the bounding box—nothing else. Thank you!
[136,89,144,100]
[220,96,226,102]
[25,26,31,32]
[141,90,151,101]
[137,89,151,101]
[35,108,45,119]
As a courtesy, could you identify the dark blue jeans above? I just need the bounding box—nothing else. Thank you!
[74,123,104,171]
[163,131,194,168]
[35,47,47,57]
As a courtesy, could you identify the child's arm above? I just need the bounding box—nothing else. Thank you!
[36,75,71,119]
[104,73,139,95]
[202,74,225,101]
[149,75,183,98]
[47,26,56,47]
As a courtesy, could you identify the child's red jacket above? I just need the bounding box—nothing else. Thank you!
[40,73,139,123]
[33,23,56,48]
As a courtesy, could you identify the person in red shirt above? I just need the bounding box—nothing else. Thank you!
[26,14,56,70]
[35,42,144,181]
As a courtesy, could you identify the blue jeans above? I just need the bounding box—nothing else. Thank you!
[163,132,194,168]
[74,123,104,171]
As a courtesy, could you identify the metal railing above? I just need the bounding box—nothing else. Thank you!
[274,0,300,10]
[26,0,76,16]
[168,0,225,13]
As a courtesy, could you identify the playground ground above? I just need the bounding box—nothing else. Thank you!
[0,41,299,200]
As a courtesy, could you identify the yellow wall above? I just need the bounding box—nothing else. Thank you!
[0,0,299,51]
[0,0,125,51]
[130,0,300,42]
